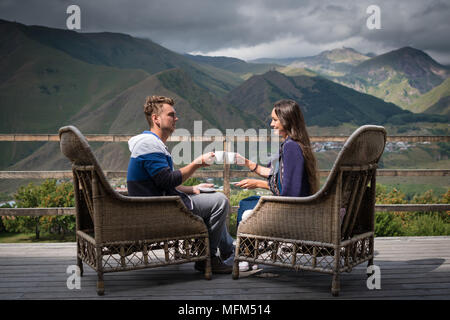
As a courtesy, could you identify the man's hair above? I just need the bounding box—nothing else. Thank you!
[144,96,175,128]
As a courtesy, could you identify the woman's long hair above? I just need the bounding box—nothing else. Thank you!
[274,99,319,194]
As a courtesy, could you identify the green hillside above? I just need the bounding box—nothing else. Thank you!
[0,21,149,134]
[0,21,150,169]
[351,47,448,92]
[11,20,242,97]
[285,48,370,76]
[425,96,450,116]
[253,46,449,114]
[157,68,259,131]
[413,78,450,115]
[184,54,280,79]
[226,70,413,127]
[0,19,244,171]
[333,47,450,112]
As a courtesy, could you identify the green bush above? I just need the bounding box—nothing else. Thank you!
[0,202,12,232]
[230,189,257,206]
[404,213,450,236]
[375,212,405,237]
[374,185,450,237]
[1,179,75,240]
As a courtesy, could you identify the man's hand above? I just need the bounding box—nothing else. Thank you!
[192,183,215,194]
[180,152,215,183]
[193,152,215,167]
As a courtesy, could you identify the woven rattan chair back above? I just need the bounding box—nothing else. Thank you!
[59,125,115,193]
[59,125,103,231]
[325,125,386,240]
[59,125,121,235]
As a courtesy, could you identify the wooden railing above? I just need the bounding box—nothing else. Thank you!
[0,134,449,216]
[1,134,449,142]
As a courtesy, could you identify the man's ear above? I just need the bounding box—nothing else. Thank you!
[152,114,160,128]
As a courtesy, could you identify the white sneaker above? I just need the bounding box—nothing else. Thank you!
[239,261,250,271]
[239,261,259,271]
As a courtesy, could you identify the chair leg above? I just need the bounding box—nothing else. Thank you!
[97,272,104,296]
[367,258,374,278]
[331,273,340,297]
[205,256,212,280]
[232,238,240,280]
[204,238,212,280]
[77,257,84,277]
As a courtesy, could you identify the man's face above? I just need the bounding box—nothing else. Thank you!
[154,103,178,134]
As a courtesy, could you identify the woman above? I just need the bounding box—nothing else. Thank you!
[234,99,319,270]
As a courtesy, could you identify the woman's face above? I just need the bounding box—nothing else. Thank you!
[270,108,287,138]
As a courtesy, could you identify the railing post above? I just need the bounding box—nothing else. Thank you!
[223,138,231,229]
[223,138,231,199]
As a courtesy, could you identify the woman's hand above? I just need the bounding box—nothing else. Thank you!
[235,179,261,189]
[235,153,247,166]
[193,183,214,194]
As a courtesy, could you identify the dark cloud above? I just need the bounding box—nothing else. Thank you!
[0,0,449,63]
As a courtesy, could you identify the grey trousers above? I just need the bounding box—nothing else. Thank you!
[189,192,234,256]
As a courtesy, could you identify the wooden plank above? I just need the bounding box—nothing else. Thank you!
[375,204,450,212]
[0,237,449,299]
[2,281,450,296]
[1,203,448,217]
[377,169,450,177]
[0,208,76,216]
[1,267,448,285]
[0,169,449,179]
[1,134,448,143]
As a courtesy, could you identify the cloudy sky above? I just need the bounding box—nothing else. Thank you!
[1,0,450,64]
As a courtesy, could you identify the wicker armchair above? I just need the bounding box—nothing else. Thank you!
[59,126,211,295]
[232,125,387,296]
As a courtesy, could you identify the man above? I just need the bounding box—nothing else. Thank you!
[127,95,234,274]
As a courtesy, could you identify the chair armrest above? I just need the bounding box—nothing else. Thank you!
[92,195,208,243]
[238,193,340,244]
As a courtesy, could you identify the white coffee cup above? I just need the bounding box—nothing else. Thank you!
[214,151,236,164]
[214,151,224,163]
[226,152,236,164]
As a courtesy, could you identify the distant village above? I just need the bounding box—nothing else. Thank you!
[312,141,422,153]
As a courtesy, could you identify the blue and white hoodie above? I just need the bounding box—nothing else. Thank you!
[126,131,193,211]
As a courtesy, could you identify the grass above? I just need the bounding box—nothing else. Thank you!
[404,213,450,236]
[375,212,450,237]
[0,232,75,243]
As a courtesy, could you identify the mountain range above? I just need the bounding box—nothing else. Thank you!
[251,47,371,76]
[252,47,449,114]
[0,19,448,175]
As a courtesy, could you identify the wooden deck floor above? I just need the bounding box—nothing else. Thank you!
[0,236,449,300]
